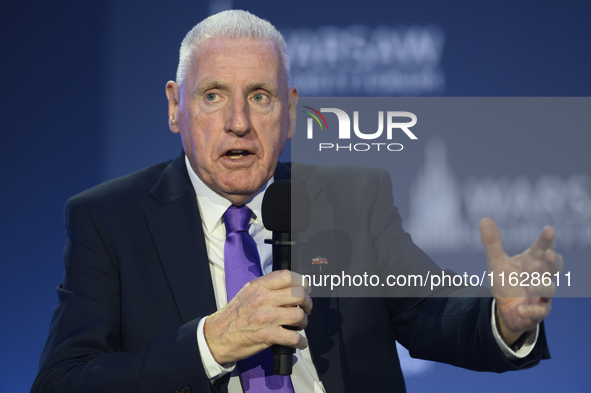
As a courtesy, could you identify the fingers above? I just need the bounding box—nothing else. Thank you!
[244,273,312,326]
[257,270,310,292]
[271,324,309,350]
[530,225,556,259]
[278,305,309,331]
[291,271,312,294]
[517,301,552,322]
[543,248,564,274]
[551,251,564,273]
[479,217,505,260]
[496,296,553,338]
[251,270,313,315]
[253,307,309,349]
[525,280,556,298]
[522,228,563,280]
[273,286,313,315]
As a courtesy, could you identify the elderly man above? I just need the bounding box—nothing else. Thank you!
[32,10,561,393]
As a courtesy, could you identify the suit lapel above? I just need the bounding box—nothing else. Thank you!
[145,155,217,323]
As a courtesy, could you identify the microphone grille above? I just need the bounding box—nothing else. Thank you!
[262,179,311,232]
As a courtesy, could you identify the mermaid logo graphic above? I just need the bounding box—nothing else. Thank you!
[302,106,329,139]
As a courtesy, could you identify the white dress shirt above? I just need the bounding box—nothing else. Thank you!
[184,156,537,392]
[186,157,326,393]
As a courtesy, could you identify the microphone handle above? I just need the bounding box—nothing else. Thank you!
[272,231,292,271]
[271,231,296,375]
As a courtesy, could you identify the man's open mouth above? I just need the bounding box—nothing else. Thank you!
[226,150,251,159]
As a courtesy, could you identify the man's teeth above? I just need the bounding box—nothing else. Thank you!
[227,150,249,159]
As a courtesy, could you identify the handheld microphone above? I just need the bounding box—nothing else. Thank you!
[261,179,311,375]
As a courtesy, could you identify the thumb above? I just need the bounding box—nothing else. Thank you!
[479,217,505,260]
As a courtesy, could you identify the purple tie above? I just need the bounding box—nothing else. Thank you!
[223,205,295,392]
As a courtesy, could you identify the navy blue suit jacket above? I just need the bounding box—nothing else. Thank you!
[32,154,549,393]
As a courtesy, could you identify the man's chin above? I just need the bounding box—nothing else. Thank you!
[218,189,259,206]
[216,177,270,204]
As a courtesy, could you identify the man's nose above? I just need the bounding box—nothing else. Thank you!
[225,96,251,135]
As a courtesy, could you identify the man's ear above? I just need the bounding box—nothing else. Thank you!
[287,86,298,140]
[166,81,180,134]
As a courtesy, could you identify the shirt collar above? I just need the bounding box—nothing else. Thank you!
[184,155,270,231]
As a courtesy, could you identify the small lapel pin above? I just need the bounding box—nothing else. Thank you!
[312,256,328,271]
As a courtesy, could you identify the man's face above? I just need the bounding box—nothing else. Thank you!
[166,37,297,205]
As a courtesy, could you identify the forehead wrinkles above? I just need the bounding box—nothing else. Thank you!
[187,38,286,94]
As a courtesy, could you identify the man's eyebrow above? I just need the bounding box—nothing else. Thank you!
[193,80,279,96]
[194,79,229,96]
[246,82,278,95]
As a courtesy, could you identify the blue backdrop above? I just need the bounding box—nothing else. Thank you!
[2,1,590,391]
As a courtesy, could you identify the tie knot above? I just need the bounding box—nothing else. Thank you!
[223,205,254,234]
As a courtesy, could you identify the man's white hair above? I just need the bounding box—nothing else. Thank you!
[176,10,291,87]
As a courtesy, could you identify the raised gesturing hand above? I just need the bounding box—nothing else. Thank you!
[480,217,564,345]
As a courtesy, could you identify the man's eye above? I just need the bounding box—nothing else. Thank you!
[206,93,217,102]
[253,93,265,102]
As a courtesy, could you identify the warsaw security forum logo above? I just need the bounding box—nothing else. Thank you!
[302,106,418,152]
[284,25,445,96]
[408,138,591,252]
